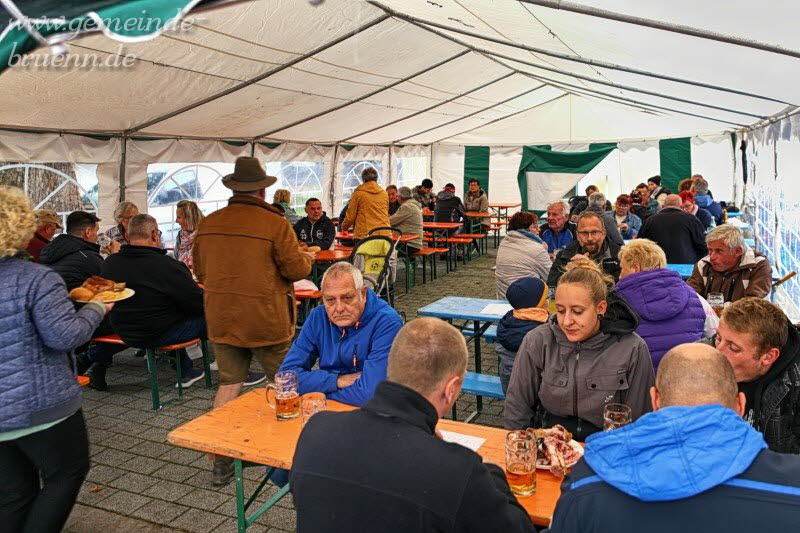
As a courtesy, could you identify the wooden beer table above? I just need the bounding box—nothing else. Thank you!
[310,249,350,285]
[167,390,562,531]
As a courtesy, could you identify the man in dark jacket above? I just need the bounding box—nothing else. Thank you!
[412,178,436,210]
[647,175,671,206]
[547,211,621,286]
[710,298,800,453]
[638,194,707,264]
[290,317,536,533]
[39,211,108,290]
[293,197,335,250]
[550,343,800,532]
[101,214,205,388]
[433,183,466,224]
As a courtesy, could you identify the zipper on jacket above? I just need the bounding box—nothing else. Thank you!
[573,343,581,434]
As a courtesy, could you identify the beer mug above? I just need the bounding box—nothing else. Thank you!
[603,403,632,431]
[708,293,725,318]
[265,371,300,420]
[301,392,327,426]
[505,430,537,496]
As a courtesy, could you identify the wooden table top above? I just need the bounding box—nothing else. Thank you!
[423,222,463,230]
[313,250,350,262]
[167,390,561,526]
[464,211,492,218]
[335,232,418,243]
[294,289,321,300]
[422,208,434,216]
[489,202,521,208]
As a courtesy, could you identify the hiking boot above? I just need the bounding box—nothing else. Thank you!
[87,364,109,392]
[212,457,234,487]
[175,368,205,389]
[244,371,266,387]
[76,352,93,375]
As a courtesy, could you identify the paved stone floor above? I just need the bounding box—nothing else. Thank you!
[66,248,502,532]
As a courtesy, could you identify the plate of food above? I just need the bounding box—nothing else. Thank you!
[70,275,135,303]
[529,425,584,477]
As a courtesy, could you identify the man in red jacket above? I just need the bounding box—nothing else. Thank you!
[25,209,61,261]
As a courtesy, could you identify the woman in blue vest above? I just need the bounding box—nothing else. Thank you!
[0,186,113,532]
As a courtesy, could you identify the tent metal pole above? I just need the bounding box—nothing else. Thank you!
[329,144,339,215]
[255,50,470,139]
[429,93,568,143]
[394,84,549,143]
[249,141,255,157]
[393,10,776,119]
[339,72,518,142]
[367,1,790,106]
[125,13,392,134]
[517,0,800,60]
[118,136,127,202]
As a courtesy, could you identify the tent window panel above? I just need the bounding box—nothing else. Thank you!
[0,162,98,229]
[265,162,325,212]
[396,157,429,189]
[146,163,234,247]
[342,160,383,204]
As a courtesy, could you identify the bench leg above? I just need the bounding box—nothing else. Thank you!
[175,350,184,399]
[146,349,161,411]
[201,340,213,389]
[451,402,458,421]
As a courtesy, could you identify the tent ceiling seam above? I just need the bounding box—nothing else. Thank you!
[367,1,791,106]
[255,49,471,139]
[518,0,800,60]
[338,71,517,143]
[394,83,548,143]
[124,13,392,134]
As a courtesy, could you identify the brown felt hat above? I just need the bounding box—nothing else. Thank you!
[222,156,277,192]
[35,209,62,228]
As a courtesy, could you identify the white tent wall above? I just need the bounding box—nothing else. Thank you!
[334,144,390,214]
[0,130,120,224]
[488,147,523,205]
[391,144,431,190]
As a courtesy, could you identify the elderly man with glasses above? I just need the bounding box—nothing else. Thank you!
[547,211,621,286]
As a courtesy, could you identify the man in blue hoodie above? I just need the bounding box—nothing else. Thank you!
[280,261,403,407]
[693,175,724,225]
[549,343,800,532]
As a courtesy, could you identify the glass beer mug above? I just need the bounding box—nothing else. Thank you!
[265,371,301,420]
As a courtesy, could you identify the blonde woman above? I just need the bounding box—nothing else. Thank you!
[504,258,654,440]
[0,186,112,531]
[273,189,300,225]
[175,200,204,269]
[105,200,139,245]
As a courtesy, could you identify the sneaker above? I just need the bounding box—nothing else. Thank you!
[209,360,218,371]
[244,371,266,387]
[87,363,109,392]
[76,352,93,375]
[212,457,234,487]
[175,368,205,389]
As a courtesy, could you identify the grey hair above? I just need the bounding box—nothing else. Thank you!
[113,201,138,222]
[321,261,364,291]
[127,213,158,240]
[398,186,412,200]
[546,201,568,215]
[588,192,606,208]
[706,224,745,251]
[694,177,709,193]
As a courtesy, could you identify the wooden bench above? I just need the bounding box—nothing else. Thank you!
[453,371,505,422]
[457,233,488,256]
[461,324,498,343]
[411,247,448,282]
[90,334,213,410]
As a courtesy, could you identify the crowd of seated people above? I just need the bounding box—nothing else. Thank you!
[4,164,799,533]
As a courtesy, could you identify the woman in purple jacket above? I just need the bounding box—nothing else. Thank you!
[0,186,113,532]
[616,239,717,369]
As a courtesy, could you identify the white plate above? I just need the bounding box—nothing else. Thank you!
[73,288,135,303]
[536,439,583,470]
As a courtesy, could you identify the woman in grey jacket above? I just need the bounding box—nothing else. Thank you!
[495,211,551,299]
[504,259,654,440]
[0,186,112,532]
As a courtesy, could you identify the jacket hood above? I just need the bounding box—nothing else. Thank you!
[437,190,455,201]
[694,194,714,208]
[615,269,690,322]
[356,181,385,195]
[600,290,639,336]
[39,234,99,264]
[117,244,168,257]
[467,189,486,198]
[584,405,766,501]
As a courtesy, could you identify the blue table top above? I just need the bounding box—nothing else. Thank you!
[667,263,694,279]
[418,296,511,322]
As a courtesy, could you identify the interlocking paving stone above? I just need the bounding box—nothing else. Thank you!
[130,499,191,525]
[95,490,153,515]
[168,508,227,533]
[177,487,230,511]
[120,456,170,476]
[141,479,197,502]
[109,472,161,493]
[85,464,127,485]
[151,463,201,484]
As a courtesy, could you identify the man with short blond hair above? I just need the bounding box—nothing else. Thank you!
[687,225,772,302]
[709,297,800,453]
[290,317,536,533]
[550,342,800,532]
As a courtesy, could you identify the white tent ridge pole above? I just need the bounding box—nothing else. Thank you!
[393,9,779,119]
[339,71,517,142]
[744,106,800,131]
[394,84,548,143]
[431,93,568,144]
[125,13,392,134]
[518,0,800,60]
[255,49,471,139]
[367,1,791,106]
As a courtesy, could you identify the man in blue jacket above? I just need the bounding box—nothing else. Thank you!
[549,343,800,532]
[280,261,403,407]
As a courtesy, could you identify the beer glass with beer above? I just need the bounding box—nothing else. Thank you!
[505,430,536,496]
[603,403,632,431]
[301,392,327,426]
[708,293,725,317]
[265,371,300,420]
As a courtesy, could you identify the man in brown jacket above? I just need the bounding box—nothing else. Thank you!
[193,156,313,486]
[341,166,390,240]
[687,224,772,303]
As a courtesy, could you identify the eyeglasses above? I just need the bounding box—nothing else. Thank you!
[577,230,604,238]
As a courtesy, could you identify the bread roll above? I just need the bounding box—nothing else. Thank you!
[70,287,95,301]
[307,246,321,253]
